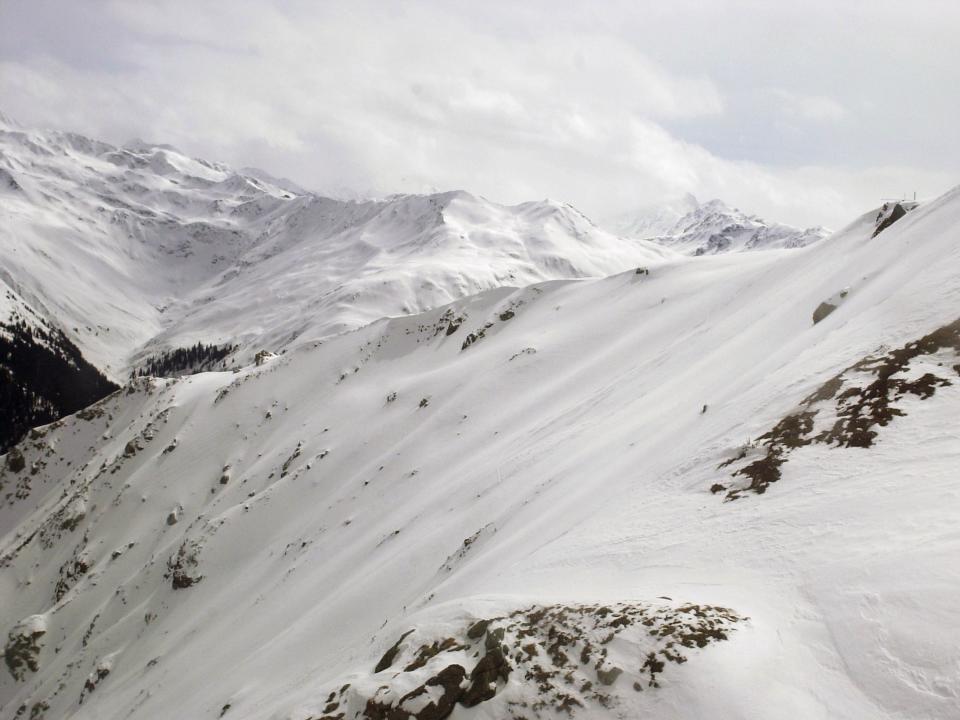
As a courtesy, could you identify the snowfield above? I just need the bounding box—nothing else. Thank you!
[1,134,959,720]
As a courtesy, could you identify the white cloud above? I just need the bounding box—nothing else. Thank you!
[772,89,849,123]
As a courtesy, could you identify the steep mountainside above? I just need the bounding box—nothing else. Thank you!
[0,115,670,376]
[612,195,828,255]
[0,291,117,453]
[1,181,958,719]
[0,116,671,449]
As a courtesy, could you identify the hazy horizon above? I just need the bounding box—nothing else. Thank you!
[2,0,957,228]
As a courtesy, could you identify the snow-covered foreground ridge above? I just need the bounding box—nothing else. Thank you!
[0,115,670,378]
[2,178,959,719]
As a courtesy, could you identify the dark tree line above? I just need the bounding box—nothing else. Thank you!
[132,341,236,378]
[0,319,118,453]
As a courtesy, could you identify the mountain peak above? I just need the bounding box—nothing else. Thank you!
[0,119,672,385]
[610,196,828,255]
[122,137,182,154]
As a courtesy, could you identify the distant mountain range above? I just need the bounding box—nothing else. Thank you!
[0,116,671,449]
[0,116,675,373]
[609,193,828,255]
[0,114,837,454]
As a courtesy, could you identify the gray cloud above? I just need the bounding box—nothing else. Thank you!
[1,0,957,227]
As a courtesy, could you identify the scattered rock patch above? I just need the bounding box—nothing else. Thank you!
[4,615,47,681]
[166,539,203,589]
[322,600,743,719]
[719,317,960,499]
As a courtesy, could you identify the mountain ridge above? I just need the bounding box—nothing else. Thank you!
[0,116,674,377]
[0,117,676,449]
[610,194,829,255]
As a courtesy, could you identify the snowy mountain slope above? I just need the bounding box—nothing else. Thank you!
[2,184,959,719]
[136,191,673,370]
[0,118,293,377]
[0,116,672,381]
[0,116,672,452]
[611,195,828,255]
[0,287,118,453]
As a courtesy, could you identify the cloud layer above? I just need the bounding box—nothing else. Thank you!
[1,0,957,227]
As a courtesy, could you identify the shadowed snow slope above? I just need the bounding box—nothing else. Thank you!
[1,180,959,719]
[0,117,670,380]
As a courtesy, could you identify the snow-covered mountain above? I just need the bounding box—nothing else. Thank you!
[1,126,958,720]
[0,117,671,450]
[611,195,828,255]
[609,192,702,239]
[0,118,670,375]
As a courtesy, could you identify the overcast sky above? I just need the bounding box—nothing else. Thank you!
[1,0,957,228]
